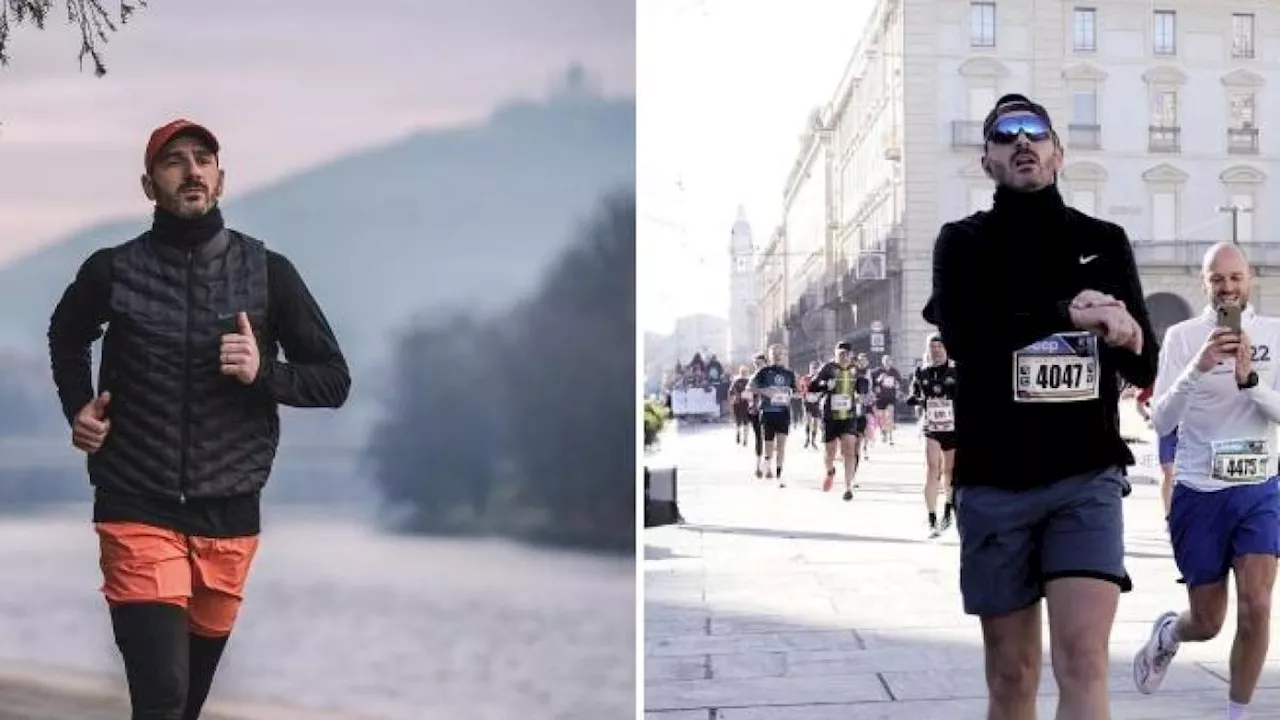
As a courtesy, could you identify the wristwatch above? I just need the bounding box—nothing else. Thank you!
[1238,370,1260,390]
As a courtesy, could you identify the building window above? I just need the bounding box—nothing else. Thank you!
[969,186,992,213]
[1229,93,1256,129]
[1073,8,1096,52]
[1153,10,1176,56]
[1226,194,1255,243]
[1233,14,1256,59]
[1152,191,1177,241]
[970,2,996,48]
[1152,90,1178,127]
[1073,189,1097,217]
[1072,90,1098,125]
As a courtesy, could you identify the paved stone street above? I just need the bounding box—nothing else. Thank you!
[0,660,373,719]
[644,416,1280,719]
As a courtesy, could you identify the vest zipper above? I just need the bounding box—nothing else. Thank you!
[179,250,194,504]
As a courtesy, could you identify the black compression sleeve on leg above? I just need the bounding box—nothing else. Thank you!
[111,602,190,720]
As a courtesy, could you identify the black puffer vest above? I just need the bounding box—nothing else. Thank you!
[89,229,277,501]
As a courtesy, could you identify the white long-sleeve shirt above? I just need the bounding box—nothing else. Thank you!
[1151,305,1280,491]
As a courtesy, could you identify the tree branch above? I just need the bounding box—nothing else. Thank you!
[0,0,146,77]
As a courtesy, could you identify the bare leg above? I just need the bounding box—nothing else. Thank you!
[1229,554,1277,704]
[774,433,788,474]
[924,437,942,515]
[840,434,858,489]
[981,602,1042,720]
[1046,577,1119,720]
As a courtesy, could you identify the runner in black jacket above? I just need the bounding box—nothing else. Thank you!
[47,119,350,720]
[922,94,1157,718]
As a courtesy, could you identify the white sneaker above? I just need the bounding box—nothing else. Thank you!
[1133,610,1180,694]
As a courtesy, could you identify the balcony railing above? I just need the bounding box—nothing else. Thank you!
[1228,127,1260,154]
[951,120,984,148]
[1149,126,1181,153]
[1067,124,1102,150]
[1130,240,1280,268]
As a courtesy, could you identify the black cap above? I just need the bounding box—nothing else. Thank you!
[836,341,853,352]
[982,93,1054,139]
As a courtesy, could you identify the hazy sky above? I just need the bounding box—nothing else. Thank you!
[638,0,874,335]
[0,0,634,266]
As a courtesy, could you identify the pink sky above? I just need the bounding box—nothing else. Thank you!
[0,0,634,266]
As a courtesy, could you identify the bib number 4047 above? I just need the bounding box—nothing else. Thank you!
[1036,362,1085,390]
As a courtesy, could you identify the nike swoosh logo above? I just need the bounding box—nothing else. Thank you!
[1079,254,1099,264]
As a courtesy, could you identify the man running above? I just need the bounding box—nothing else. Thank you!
[870,355,903,446]
[801,360,822,448]
[907,334,958,538]
[745,353,768,475]
[1133,243,1280,720]
[728,365,752,446]
[47,119,351,720]
[810,342,866,501]
[748,344,797,486]
[924,93,1157,719]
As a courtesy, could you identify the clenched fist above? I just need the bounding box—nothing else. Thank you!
[72,392,112,454]
[220,312,261,385]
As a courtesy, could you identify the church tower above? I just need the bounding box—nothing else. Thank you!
[728,205,758,363]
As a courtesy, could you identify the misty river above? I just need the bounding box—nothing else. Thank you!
[0,503,634,719]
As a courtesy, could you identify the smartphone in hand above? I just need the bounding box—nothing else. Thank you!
[1217,305,1243,334]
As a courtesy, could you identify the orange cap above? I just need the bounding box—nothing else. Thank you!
[144,119,220,171]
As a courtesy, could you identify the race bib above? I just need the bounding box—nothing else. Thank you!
[830,394,852,412]
[1013,332,1099,403]
[881,376,897,389]
[769,387,792,403]
[805,393,820,404]
[924,398,954,432]
[1211,439,1271,484]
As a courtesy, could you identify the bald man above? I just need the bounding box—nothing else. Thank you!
[1134,242,1280,720]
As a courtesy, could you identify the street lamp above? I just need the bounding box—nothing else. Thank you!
[1216,203,1254,245]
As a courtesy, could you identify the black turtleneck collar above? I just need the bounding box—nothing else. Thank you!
[150,205,226,250]
[991,183,1067,225]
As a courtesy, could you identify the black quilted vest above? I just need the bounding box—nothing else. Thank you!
[89,229,277,501]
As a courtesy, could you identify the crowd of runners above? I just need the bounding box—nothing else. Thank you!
[725,340,960,536]
[707,92,1280,719]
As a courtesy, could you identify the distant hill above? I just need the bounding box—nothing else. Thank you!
[0,85,636,378]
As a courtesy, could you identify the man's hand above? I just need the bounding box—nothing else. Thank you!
[1194,327,1241,373]
[1070,304,1143,354]
[1236,330,1254,384]
[1070,289,1125,311]
[220,312,261,385]
[72,392,111,454]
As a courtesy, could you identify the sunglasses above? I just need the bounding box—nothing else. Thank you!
[986,114,1052,144]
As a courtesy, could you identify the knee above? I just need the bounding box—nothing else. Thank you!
[988,650,1039,702]
[1052,634,1109,688]
[1187,601,1227,639]
[1238,590,1272,630]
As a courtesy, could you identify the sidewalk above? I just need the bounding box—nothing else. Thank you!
[0,660,373,720]
[643,421,1280,719]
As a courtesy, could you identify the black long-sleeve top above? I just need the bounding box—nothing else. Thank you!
[922,185,1158,489]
